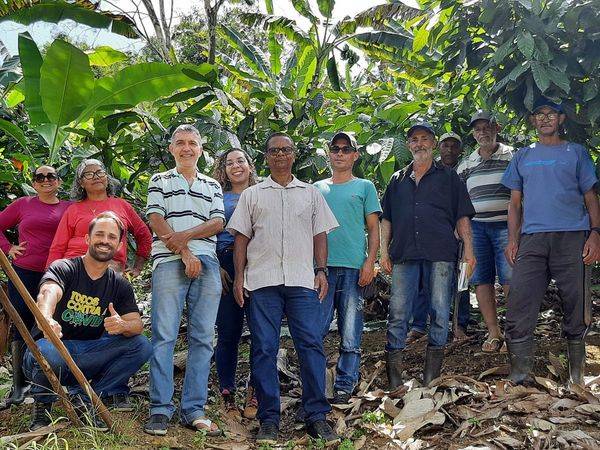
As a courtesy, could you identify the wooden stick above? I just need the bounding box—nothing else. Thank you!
[0,250,113,428]
[0,287,81,426]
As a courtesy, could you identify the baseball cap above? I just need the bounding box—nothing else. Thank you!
[532,97,564,113]
[469,110,496,127]
[330,132,358,150]
[407,121,435,138]
[439,132,462,146]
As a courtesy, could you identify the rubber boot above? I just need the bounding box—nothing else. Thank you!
[567,339,586,387]
[386,350,403,390]
[423,345,444,385]
[507,339,535,385]
[0,341,29,410]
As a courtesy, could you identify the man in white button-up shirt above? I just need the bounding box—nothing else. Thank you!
[227,132,339,446]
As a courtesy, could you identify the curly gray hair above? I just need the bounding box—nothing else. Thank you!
[70,159,120,201]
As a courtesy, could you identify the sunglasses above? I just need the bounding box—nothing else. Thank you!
[81,169,107,180]
[34,172,58,183]
[533,112,559,121]
[329,145,356,154]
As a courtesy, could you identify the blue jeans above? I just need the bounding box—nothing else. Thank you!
[321,267,363,394]
[149,255,221,424]
[215,248,253,392]
[8,265,43,341]
[387,261,455,350]
[411,288,470,333]
[23,333,152,404]
[247,285,330,427]
[471,221,512,285]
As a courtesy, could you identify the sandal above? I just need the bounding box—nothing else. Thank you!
[185,417,223,436]
[481,336,504,353]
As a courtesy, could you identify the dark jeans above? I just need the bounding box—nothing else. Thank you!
[23,333,152,404]
[215,248,253,392]
[411,287,470,333]
[507,231,590,343]
[247,285,330,427]
[7,265,43,341]
[321,267,363,394]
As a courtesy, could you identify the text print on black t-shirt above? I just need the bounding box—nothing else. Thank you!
[39,257,139,341]
[63,290,104,327]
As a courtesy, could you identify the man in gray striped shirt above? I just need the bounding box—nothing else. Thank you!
[457,111,514,353]
[144,124,225,436]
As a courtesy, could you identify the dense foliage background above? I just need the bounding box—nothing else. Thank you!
[0,0,599,211]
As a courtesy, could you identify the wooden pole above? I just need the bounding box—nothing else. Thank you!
[0,288,82,426]
[0,250,113,428]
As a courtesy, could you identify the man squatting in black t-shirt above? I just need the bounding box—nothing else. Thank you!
[23,211,152,431]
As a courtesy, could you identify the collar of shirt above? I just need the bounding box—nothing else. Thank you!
[261,175,307,190]
[404,160,443,182]
[469,143,513,163]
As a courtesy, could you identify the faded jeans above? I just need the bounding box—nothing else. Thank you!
[149,254,221,425]
[321,267,363,394]
[387,260,455,350]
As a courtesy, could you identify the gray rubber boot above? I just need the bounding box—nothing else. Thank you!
[507,339,535,385]
[386,350,403,390]
[567,339,586,387]
[423,345,444,385]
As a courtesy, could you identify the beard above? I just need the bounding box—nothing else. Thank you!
[89,243,116,262]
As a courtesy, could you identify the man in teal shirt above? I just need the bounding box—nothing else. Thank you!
[315,132,381,404]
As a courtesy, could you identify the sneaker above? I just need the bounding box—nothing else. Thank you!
[256,421,278,445]
[243,386,258,419]
[29,402,53,431]
[105,393,134,412]
[89,414,109,432]
[144,414,169,436]
[331,390,351,405]
[307,420,340,446]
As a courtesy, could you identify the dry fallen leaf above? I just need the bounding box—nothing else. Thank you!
[528,418,555,431]
[478,365,509,380]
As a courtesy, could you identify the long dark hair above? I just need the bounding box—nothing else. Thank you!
[213,148,258,192]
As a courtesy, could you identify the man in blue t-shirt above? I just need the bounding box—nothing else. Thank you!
[502,98,600,386]
[314,132,382,405]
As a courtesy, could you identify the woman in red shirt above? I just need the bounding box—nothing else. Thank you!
[47,159,152,276]
[0,165,71,409]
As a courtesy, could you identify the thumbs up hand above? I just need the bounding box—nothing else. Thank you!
[104,302,126,335]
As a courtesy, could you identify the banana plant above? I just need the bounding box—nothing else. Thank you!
[16,33,217,163]
[0,0,139,38]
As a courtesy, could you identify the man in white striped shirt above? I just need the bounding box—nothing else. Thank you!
[144,124,225,436]
[457,111,515,354]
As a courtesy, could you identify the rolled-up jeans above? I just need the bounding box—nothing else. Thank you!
[387,260,455,351]
[149,254,221,425]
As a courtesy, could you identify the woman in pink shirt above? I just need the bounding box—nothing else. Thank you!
[0,165,71,409]
[47,159,152,276]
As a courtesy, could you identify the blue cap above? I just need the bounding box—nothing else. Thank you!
[407,121,435,138]
[533,98,564,113]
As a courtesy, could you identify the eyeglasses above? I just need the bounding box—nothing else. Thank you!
[533,112,559,121]
[34,172,58,183]
[81,169,107,180]
[329,145,356,154]
[266,146,294,155]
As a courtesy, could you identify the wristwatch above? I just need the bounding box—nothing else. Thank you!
[592,227,600,235]
[314,267,329,276]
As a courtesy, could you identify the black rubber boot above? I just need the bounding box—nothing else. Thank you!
[29,402,53,431]
[0,341,29,410]
[423,345,444,385]
[567,339,586,387]
[386,350,403,390]
[507,339,535,385]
